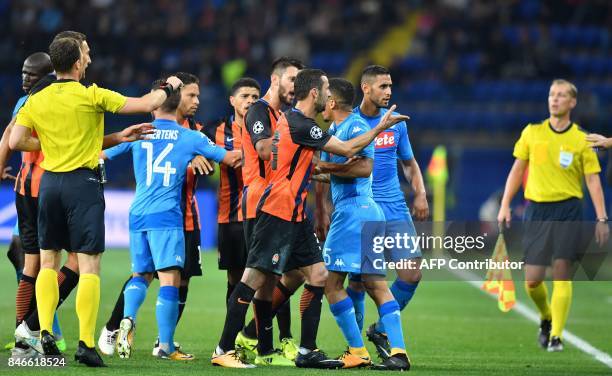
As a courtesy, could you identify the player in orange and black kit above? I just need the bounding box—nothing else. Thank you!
[202,78,260,304]
[212,69,408,369]
[99,72,205,357]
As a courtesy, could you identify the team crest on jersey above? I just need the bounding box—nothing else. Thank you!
[310,126,323,139]
[253,121,264,134]
[271,253,280,265]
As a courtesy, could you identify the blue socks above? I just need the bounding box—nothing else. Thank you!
[52,313,62,338]
[391,279,418,310]
[157,286,179,354]
[123,276,149,321]
[378,300,405,351]
[346,286,366,332]
[330,296,364,348]
[377,279,418,333]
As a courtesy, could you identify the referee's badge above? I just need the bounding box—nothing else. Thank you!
[559,150,573,169]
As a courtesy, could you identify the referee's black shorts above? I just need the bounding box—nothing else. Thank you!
[15,192,39,254]
[522,198,585,265]
[38,169,105,254]
[218,221,247,270]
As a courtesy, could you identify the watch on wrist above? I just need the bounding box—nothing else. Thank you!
[597,217,608,223]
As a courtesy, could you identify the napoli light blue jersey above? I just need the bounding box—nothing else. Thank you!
[321,113,375,205]
[13,95,28,118]
[104,118,226,231]
[353,107,414,202]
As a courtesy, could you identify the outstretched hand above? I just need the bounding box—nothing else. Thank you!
[379,104,410,130]
[191,155,214,175]
[119,123,156,143]
[1,166,16,181]
[586,133,612,149]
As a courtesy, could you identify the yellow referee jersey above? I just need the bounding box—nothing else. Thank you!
[15,79,126,172]
[513,119,601,202]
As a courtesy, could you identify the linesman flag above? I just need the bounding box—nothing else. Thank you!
[481,233,516,312]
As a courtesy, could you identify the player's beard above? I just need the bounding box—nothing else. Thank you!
[278,85,293,106]
[314,92,327,113]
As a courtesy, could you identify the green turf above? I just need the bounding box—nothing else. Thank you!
[0,249,610,375]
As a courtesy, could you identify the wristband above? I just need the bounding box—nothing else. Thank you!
[597,217,608,223]
[159,83,173,97]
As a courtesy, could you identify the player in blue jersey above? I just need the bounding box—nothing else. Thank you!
[316,65,429,359]
[102,79,241,361]
[314,78,410,371]
[355,65,428,359]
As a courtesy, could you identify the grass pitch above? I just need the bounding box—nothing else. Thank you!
[0,249,610,375]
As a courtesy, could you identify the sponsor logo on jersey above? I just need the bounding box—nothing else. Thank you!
[375,131,395,149]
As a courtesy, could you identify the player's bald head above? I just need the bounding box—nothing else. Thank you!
[360,65,390,85]
[23,52,53,76]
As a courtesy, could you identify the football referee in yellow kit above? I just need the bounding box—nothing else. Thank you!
[497,79,609,353]
[9,35,182,366]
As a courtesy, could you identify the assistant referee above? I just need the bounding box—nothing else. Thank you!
[9,36,182,366]
[497,79,609,353]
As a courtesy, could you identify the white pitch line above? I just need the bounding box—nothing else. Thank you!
[453,268,612,369]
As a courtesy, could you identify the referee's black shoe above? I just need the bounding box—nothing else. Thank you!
[538,319,552,349]
[41,330,61,356]
[372,353,411,371]
[75,341,106,367]
[366,323,391,360]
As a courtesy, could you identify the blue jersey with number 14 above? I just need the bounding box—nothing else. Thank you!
[104,118,226,231]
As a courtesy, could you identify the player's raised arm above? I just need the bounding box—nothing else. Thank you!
[118,76,183,114]
[102,122,156,149]
[194,132,241,168]
[321,105,409,157]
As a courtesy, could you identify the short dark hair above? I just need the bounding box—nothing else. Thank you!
[53,30,86,43]
[294,69,326,101]
[175,72,199,86]
[361,65,390,84]
[271,56,305,76]
[151,78,181,113]
[49,38,81,73]
[231,77,260,96]
[329,78,355,110]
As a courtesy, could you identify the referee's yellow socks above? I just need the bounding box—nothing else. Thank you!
[525,281,552,321]
[551,281,572,338]
[76,273,100,348]
[35,268,59,334]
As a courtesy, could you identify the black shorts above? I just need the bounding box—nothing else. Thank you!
[15,192,39,254]
[522,198,585,265]
[243,217,257,251]
[247,213,323,275]
[182,229,202,278]
[218,222,247,270]
[38,169,105,254]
